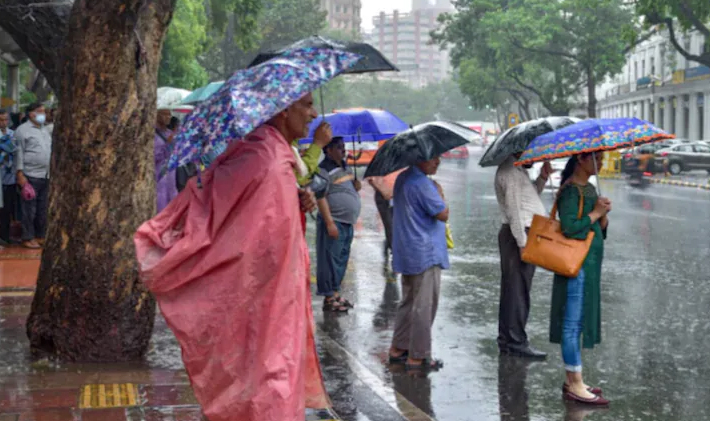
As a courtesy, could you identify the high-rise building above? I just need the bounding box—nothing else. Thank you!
[371,0,454,88]
[320,0,362,35]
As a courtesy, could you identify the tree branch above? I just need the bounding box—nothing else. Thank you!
[623,27,658,54]
[664,18,707,66]
[678,1,710,38]
[0,0,72,90]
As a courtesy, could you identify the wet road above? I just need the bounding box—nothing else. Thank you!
[315,149,710,421]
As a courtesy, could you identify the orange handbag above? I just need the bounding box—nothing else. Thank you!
[521,186,594,278]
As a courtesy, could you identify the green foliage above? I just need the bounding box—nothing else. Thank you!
[159,0,263,89]
[200,0,327,80]
[315,77,487,125]
[434,0,637,117]
[635,0,710,68]
[159,0,209,89]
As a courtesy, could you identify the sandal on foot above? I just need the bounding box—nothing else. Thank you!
[335,296,354,308]
[323,298,348,313]
[563,383,603,396]
[405,358,443,371]
[388,351,409,364]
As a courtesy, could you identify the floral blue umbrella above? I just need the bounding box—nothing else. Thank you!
[164,47,362,174]
[516,117,675,166]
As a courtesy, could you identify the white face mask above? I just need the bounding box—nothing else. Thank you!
[34,113,46,125]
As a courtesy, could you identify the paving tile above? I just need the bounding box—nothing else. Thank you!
[81,408,126,421]
[172,407,203,421]
[0,260,40,289]
[141,386,197,407]
[17,408,78,421]
[0,389,78,412]
[144,408,175,421]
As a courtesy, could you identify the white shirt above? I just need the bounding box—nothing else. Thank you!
[495,156,546,248]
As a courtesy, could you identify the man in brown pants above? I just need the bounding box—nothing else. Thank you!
[387,156,449,371]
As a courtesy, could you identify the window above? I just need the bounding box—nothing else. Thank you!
[694,145,710,153]
[641,60,645,76]
[676,145,693,152]
[634,62,638,79]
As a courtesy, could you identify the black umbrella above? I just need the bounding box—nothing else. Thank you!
[364,121,479,178]
[248,35,399,74]
[478,117,581,167]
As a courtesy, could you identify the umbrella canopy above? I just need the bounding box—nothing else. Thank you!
[364,121,479,178]
[298,108,409,144]
[248,35,398,74]
[516,117,675,166]
[157,87,192,109]
[164,47,361,173]
[180,81,225,105]
[478,117,580,167]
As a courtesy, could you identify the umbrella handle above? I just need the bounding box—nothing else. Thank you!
[592,152,602,197]
[319,87,326,118]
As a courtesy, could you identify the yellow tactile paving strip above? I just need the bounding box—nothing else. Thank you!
[79,383,139,409]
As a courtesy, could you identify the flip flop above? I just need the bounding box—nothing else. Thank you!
[405,358,444,371]
[388,351,409,364]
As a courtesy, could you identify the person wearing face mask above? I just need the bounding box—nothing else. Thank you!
[14,103,52,249]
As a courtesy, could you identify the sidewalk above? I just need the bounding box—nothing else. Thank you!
[0,248,342,421]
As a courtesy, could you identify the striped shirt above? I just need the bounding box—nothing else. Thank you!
[494,156,546,248]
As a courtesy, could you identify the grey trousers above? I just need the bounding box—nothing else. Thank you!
[391,266,441,359]
[497,224,536,351]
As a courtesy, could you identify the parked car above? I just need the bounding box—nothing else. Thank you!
[528,158,598,190]
[442,145,470,160]
[654,142,710,175]
[620,143,665,174]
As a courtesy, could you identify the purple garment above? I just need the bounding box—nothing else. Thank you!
[154,129,178,213]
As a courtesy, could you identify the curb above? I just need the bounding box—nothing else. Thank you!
[598,174,710,191]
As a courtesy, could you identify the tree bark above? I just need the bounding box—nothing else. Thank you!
[26,0,175,362]
[0,0,72,91]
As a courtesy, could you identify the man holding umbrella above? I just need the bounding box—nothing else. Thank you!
[479,117,581,359]
[135,48,360,421]
[495,155,552,359]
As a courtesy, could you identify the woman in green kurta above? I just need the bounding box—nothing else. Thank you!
[549,152,611,406]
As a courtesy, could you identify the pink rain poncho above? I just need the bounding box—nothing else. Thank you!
[134,125,329,421]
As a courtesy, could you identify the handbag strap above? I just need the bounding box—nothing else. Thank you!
[550,184,585,221]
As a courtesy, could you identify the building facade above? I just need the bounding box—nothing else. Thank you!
[598,29,710,141]
[320,0,362,34]
[371,0,453,88]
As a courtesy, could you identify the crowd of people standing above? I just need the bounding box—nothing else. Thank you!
[0,104,54,250]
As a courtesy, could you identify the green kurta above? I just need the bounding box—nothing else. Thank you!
[549,183,606,349]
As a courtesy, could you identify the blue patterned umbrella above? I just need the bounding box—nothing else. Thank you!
[164,47,362,174]
[516,118,675,166]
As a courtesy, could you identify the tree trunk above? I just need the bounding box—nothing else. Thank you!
[26,0,175,362]
[586,65,597,118]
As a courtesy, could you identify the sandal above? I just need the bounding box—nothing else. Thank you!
[323,298,348,313]
[335,296,354,308]
[405,358,444,371]
[388,350,409,364]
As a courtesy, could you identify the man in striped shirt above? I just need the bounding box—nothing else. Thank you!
[495,155,552,359]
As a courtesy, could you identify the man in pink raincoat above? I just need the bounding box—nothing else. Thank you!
[134,92,331,421]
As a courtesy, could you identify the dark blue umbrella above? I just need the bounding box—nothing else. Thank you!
[298,109,409,145]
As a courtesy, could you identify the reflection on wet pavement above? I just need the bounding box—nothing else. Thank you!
[2,148,710,420]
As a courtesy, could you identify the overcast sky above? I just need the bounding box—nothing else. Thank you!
[360,0,412,32]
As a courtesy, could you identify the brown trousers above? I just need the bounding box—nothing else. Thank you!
[391,266,442,359]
